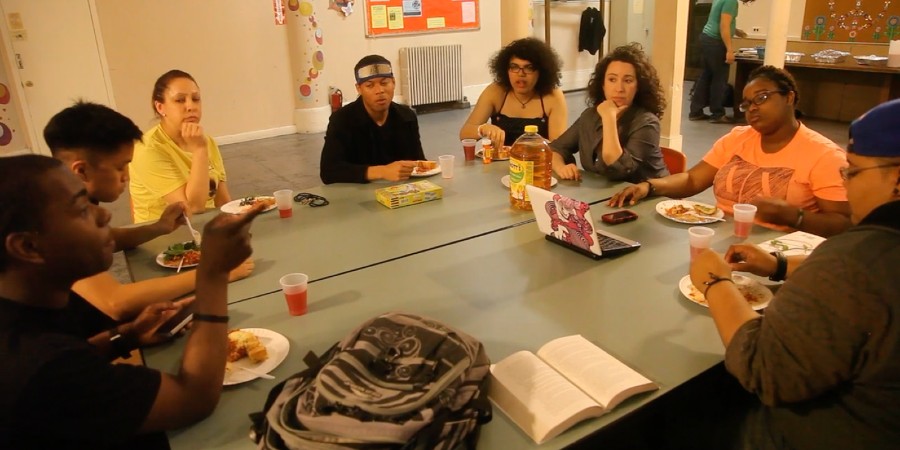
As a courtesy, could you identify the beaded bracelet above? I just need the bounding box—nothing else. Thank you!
[794,208,805,229]
[193,313,229,323]
[703,272,734,297]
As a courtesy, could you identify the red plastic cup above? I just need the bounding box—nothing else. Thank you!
[279,273,308,316]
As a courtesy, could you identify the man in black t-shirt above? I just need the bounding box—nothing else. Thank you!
[319,54,426,184]
[0,155,263,449]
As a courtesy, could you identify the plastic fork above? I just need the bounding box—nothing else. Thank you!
[183,213,202,246]
[688,212,727,223]
[238,366,275,380]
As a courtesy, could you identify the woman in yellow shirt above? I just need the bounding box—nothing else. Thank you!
[130,70,231,223]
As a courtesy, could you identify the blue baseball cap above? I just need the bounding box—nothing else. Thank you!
[849,99,900,157]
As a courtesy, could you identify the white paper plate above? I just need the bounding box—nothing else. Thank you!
[155,241,200,269]
[655,199,724,224]
[500,175,558,188]
[411,166,442,177]
[220,196,278,215]
[679,274,772,311]
[224,328,290,386]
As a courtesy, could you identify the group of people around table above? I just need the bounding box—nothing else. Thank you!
[0,32,898,449]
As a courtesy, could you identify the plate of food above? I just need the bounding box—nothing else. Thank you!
[475,145,511,161]
[655,199,724,224]
[411,161,441,177]
[679,274,773,311]
[500,175,558,188]
[156,241,201,269]
[224,328,290,386]
[220,196,277,214]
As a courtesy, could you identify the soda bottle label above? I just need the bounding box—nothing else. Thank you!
[509,157,534,201]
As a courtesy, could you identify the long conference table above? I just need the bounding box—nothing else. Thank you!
[133,157,784,449]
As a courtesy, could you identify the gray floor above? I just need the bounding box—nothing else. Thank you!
[108,83,849,279]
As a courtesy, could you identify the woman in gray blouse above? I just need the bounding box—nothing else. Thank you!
[550,43,669,183]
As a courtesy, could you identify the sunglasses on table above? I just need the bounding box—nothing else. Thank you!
[293,192,329,207]
[738,90,788,112]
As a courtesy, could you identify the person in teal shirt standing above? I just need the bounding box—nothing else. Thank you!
[689,0,756,124]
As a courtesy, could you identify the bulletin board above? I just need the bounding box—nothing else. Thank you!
[364,0,480,37]
[801,0,900,42]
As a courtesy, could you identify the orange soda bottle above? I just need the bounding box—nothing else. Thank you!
[508,125,552,211]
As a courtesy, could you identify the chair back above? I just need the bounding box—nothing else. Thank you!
[661,147,687,174]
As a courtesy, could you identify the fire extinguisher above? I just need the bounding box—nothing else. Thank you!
[330,87,343,113]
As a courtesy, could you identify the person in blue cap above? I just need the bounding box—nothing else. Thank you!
[689,98,900,448]
[320,54,426,184]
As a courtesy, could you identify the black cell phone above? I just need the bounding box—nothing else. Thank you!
[601,210,639,225]
[155,302,194,337]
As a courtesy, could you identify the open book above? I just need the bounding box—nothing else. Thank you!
[489,335,657,444]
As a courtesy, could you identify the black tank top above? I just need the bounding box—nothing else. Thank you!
[491,92,549,146]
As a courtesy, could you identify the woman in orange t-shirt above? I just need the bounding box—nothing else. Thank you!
[608,66,851,237]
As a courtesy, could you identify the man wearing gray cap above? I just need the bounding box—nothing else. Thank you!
[320,54,425,184]
[688,98,900,449]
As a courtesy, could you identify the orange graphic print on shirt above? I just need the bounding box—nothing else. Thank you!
[713,155,794,205]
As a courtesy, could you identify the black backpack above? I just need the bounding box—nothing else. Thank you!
[250,312,492,449]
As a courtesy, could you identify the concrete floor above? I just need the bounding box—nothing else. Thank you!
[107,83,850,279]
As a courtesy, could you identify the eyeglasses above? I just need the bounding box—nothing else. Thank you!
[293,192,329,207]
[738,90,788,112]
[508,63,537,75]
[839,163,900,180]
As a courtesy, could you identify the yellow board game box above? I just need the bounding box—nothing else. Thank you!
[375,180,443,209]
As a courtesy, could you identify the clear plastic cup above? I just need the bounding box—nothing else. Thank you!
[461,139,477,161]
[279,273,308,315]
[439,155,455,178]
[688,226,715,261]
[274,189,294,218]
[732,204,757,239]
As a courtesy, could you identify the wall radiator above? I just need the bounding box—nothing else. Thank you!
[399,44,464,107]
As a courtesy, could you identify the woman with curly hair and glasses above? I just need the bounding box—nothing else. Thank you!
[550,43,669,183]
[609,65,851,237]
[459,37,567,146]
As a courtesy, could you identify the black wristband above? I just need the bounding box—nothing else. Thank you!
[109,326,136,359]
[769,251,788,282]
[644,180,656,197]
[193,313,229,323]
[703,272,735,297]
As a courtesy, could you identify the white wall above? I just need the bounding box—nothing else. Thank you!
[94,0,501,140]
[532,1,604,91]
[738,0,806,40]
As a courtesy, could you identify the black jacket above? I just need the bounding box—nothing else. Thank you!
[578,7,606,55]
[320,97,425,184]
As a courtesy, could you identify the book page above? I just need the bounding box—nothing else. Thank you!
[489,351,603,444]
[537,335,657,410]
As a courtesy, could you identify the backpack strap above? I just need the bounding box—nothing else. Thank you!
[248,342,340,444]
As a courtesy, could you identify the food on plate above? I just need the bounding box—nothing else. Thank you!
[227,329,268,363]
[686,278,767,308]
[692,204,718,215]
[664,202,719,222]
[162,242,201,267]
[239,196,276,211]
[413,160,438,174]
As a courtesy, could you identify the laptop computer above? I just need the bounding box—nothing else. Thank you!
[526,185,641,260]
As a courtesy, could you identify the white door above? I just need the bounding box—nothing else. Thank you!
[0,0,111,154]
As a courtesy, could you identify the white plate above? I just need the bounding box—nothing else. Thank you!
[224,328,290,386]
[679,274,772,311]
[156,241,200,269]
[220,196,278,215]
[411,166,442,177]
[475,149,510,161]
[655,199,724,224]
[500,175,558,188]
